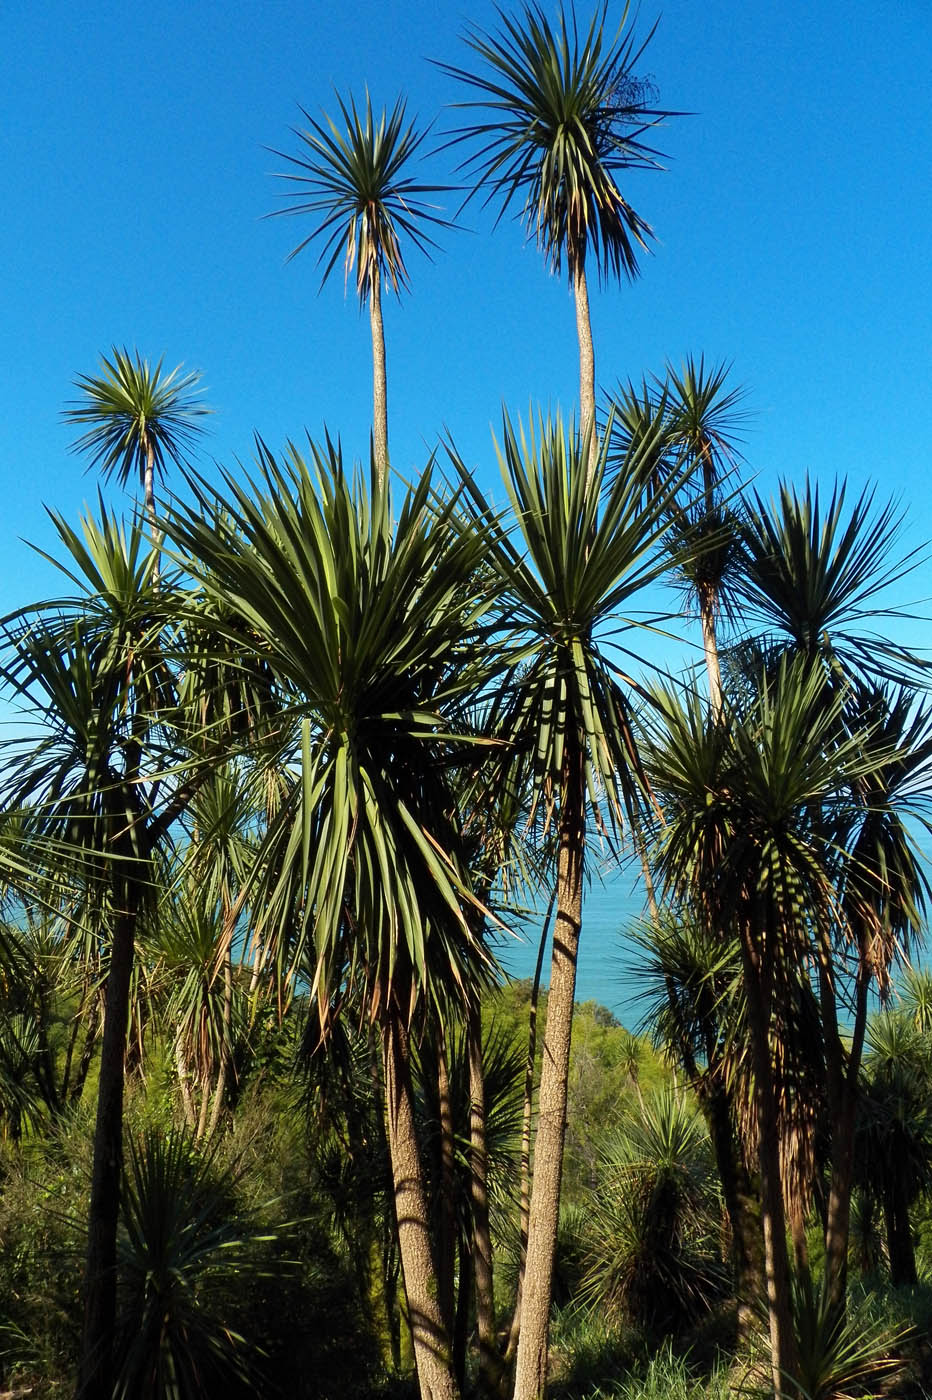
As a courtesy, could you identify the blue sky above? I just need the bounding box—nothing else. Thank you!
[2,0,930,634]
[2,0,930,1013]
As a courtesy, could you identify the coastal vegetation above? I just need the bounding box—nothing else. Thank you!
[0,3,930,1398]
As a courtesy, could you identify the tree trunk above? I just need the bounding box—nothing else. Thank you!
[512,761,585,1400]
[175,1037,196,1130]
[570,248,598,485]
[453,1233,473,1394]
[823,928,870,1318]
[505,890,554,1371]
[382,1016,459,1400]
[704,1080,763,1334]
[144,439,162,582]
[467,1004,506,1398]
[369,268,389,490]
[436,1027,457,1337]
[206,946,235,1139]
[698,588,723,720]
[75,897,139,1400]
[738,923,800,1400]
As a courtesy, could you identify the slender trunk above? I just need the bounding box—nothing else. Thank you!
[206,947,235,1139]
[505,888,555,1369]
[467,1005,504,1398]
[570,248,597,485]
[369,268,389,490]
[144,440,161,583]
[453,1233,473,1394]
[75,897,139,1400]
[436,1027,457,1336]
[382,1016,459,1400]
[698,588,723,720]
[70,989,103,1107]
[195,1039,212,1140]
[512,758,585,1400]
[823,927,871,1317]
[738,922,799,1400]
[704,1080,763,1334]
[175,1038,196,1130]
[790,1198,810,1281]
[63,975,98,1107]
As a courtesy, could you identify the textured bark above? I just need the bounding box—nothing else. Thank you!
[75,898,139,1400]
[505,890,554,1369]
[436,1029,457,1336]
[369,268,389,490]
[823,929,870,1317]
[382,1017,459,1400]
[144,439,162,583]
[206,948,235,1140]
[513,761,585,1400]
[699,589,723,720]
[175,1037,196,1130]
[570,249,597,484]
[467,1005,505,1398]
[738,923,800,1400]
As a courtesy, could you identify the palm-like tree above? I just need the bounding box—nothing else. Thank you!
[632,910,764,1330]
[734,478,931,1318]
[608,356,748,713]
[0,508,261,1400]
[582,1089,724,1333]
[442,1,671,468]
[0,513,189,1400]
[856,1010,932,1287]
[166,440,496,1400]
[268,94,449,487]
[454,407,679,1400]
[736,476,923,685]
[643,657,882,1400]
[64,348,210,564]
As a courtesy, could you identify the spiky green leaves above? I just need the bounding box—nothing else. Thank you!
[737,477,925,679]
[166,440,496,1026]
[644,657,889,944]
[64,347,210,492]
[441,1,671,282]
[453,407,676,841]
[269,91,450,301]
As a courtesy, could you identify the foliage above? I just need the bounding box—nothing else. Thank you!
[64,347,210,492]
[269,92,450,299]
[582,1091,725,1334]
[783,1271,909,1400]
[441,0,670,280]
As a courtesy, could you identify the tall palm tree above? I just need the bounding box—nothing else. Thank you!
[735,479,931,1318]
[608,356,748,713]
[442,1,671,470]
[268,93,449,487]
[454,407,679,1400]
[64,348,210,568]
[643,658,882,1400]
[165,439,496,1400]
[0,511,213,1400]
[632,910,763,1332]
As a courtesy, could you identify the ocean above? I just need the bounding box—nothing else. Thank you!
[493,866,649,1028]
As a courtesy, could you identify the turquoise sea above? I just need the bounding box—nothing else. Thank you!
[494,866,649,1028]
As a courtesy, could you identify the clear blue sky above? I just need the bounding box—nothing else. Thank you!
[2,0,930,623]
[2,0,930,1016]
